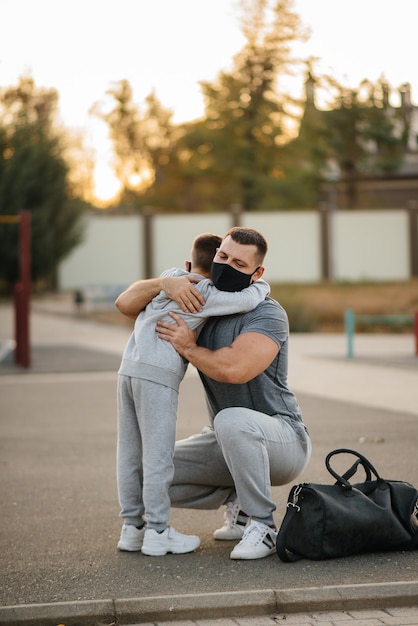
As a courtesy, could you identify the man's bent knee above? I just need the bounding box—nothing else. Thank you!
[214,407,259,440]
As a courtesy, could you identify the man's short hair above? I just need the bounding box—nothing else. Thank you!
[224,227,268,263]
[191,233,222,274]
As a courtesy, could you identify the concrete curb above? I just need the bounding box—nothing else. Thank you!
[1,581,417,626]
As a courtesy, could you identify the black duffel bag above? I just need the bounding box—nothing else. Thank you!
[276,448,418,562]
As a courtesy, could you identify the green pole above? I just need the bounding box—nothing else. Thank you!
[345,309,355,359]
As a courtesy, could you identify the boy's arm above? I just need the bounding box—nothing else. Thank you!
[115,278,163,319]
[115,275,206,319]
[197,279,270,317]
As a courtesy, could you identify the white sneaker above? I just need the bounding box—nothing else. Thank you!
[117,524,145,551]
[213,501,249,540]
[230,520,277,560]
[141,526,201,556]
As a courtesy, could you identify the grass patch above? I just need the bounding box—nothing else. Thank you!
[270,280,418,333]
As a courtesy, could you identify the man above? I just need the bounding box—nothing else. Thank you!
[115,226,311,560]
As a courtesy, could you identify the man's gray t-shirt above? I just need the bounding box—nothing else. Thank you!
[197,297,303,425]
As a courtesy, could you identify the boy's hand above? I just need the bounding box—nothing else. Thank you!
[161,275,205,313]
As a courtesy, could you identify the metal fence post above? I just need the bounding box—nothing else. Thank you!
[344,309,355,359]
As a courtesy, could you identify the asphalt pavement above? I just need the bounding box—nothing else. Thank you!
[0,295,417,626]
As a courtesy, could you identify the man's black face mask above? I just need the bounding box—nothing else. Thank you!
[211,261,259,292]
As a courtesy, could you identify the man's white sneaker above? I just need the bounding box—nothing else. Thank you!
[141,526,200,556]
[230,520,277,560]
[213,501,249,540]
[117,524,145,551]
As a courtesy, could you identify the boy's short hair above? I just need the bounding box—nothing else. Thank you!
[191,233,222,274]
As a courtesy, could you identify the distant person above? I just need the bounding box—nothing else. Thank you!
[115,232,270,556]
[115,227,311,560]
[73,289,84,312]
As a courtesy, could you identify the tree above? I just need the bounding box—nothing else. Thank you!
[0,76,88,289]
[93,81,180,205]
[169,0,308,211]
[97,0,307,212]
[294,74,403,208]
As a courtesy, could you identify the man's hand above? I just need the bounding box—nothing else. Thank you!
[161,275,205,313]
[158,311,279,384]
[156,312,197,356]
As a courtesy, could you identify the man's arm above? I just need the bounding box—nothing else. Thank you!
[156,312,278,384]
[115,275,206,319]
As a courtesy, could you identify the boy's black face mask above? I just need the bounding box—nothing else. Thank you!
[211,261,259,292]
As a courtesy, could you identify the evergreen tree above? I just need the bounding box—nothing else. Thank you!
[0,77,87,289]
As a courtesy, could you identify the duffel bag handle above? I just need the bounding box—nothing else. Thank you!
[325,448,381,489]
[341,458,372,483]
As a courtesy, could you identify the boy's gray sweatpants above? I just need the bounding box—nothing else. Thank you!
[118,374,311,529]
[117,375,178,531]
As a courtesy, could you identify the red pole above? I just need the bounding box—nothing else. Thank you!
[14,211,31,368]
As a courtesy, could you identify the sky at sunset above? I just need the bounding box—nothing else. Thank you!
[1,0,417,201]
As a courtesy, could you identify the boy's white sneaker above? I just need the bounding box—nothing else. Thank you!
[117,524,145,551]
[213,501,248,540]
[141,526,200,556]
[230,520,277,560]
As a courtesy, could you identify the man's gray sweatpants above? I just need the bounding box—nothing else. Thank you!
[169,407,311,527]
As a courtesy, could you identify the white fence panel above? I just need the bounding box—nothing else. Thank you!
[335,211,409,281]
[60,215,142,290]
[58,209,413,290]
[153,214,230,276]
[241,212,322,283]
